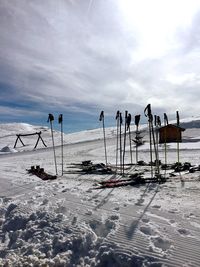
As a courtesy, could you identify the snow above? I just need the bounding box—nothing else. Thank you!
[0,120,200,266]
[0,146,17,153]
[0,200,119,266]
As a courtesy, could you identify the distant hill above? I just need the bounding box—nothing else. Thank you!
[180,120,200,129]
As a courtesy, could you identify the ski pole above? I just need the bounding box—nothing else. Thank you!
[136,126,138,164]
[115,111,120,170]
[99,111,107,166]
[127,113,133,164]
[122,111,128,176]
[154,115,160,176]
[176,111,180,166]
[164,113,168,167]
[58,114,64,176]
[157,116,161,168]
[149,116,154,178]
[119,112,123,175]
[135,115,141,164]
[47,114,58,175]
[151,115,159,175]
[144,104,153,178]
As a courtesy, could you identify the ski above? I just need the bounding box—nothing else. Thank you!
[99,173,143,185]
[65,161,115,175]
[27,166,57,180]
[63,169,113,175]
[94,180,137,189]
[94,176,167,189]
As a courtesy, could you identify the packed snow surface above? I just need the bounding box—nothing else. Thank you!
[0,121,200,266]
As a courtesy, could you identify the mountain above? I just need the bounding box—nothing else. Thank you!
[180,119,200,128]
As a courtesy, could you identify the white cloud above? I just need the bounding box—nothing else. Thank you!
[0,0,200,126]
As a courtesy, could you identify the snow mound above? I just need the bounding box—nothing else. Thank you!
[0,145,17,153]
[0,201,137,267]
[0,123,63,152]
[0,123,38,137]
[0,200,167,267]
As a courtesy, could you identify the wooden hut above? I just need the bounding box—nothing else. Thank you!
[158,124,185,144]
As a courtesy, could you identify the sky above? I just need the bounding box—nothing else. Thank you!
[1,0,200,132]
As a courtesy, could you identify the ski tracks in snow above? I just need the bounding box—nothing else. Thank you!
[1,171,200,266]
[1,140,200,266]
[35,177,200,266]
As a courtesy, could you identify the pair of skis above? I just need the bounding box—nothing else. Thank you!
[94,174,167,189]
[27,165,57,180]
[47,114,64,176]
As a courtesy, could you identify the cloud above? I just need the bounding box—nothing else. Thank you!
[1,0,200,130]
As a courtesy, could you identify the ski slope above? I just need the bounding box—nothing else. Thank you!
[0,121,200,266]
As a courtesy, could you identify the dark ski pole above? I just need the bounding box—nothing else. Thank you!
[164,113,168,167]
[99,111,107,166]
[119,112,123,175]
[135,115,141,163]
[122,111,128,176]
[150,114,159,176]
[58,114,64,176]
[127,113,133,164]
[47,114,58,175]
[176,110,180,165]
[156,116,161,162]
[115,111,120,170]
[144,104,153,178]
[154,115,161,176]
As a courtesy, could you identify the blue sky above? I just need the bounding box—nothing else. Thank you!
[1,0,200,133]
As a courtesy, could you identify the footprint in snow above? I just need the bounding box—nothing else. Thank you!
[1,197,12,204]
[61,188,68,193]
[177,228,190,235]
[85,209,93,216]
[72,216,78,225]
[89,215,119,237]
[152,205,161,209]
[168,208,179,214]
[86,189,92,193]
[56,206,67,213]
[151,236,172,251]
[135,198,144,206]
[41,199,49,205]
[109,214,120,221]
[140,225,156,236]
[142,217,150,223]
[185,212,196,219]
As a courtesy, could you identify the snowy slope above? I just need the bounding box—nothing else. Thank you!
[1,116,200,153]
[0,123,119,153]
[0,121,200,266]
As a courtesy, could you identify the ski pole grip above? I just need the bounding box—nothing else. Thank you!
[47,113,54,122]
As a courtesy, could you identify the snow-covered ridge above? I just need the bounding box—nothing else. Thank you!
[180,119,200,128]
[1,117,200,154]
[0,123,114,153]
